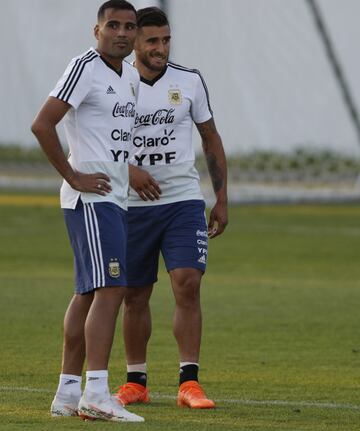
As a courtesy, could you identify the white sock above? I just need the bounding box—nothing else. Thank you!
[127,363,147,374]
[56,374,82,396]
[84,370,109,396]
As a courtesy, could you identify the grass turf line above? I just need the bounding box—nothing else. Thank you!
[0,201,360,430]
[0,194,59,206]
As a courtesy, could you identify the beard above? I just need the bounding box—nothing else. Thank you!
[139,52,168,72]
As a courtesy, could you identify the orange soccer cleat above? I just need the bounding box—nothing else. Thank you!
[114,383,150,406]
[177,381,215,409]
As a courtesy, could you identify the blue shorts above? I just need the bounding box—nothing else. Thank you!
[126,200,208,287]
[63,199,127,294]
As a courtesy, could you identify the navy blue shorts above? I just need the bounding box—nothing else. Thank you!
[63,199,127,294]
[126,200,208,287]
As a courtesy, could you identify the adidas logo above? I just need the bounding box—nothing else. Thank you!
[64,379,78,385]
[197,255,206,264]
[106,85,116,94]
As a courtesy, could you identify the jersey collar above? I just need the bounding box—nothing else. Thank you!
[139,65,168,87]
[98,53,123,77]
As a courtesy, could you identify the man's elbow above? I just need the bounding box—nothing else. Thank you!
[31,118,48,138]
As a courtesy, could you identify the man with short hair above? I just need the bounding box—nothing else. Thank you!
[31,0,143,422]
[115,7,228,409]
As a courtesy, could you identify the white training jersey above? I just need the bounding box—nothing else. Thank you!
[50,47,140,210]
[128,62,213,206]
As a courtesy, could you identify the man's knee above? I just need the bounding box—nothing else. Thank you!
[123,286,152,311]
[95,286,125,307]
[171,270,202,307]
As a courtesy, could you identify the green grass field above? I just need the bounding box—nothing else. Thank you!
[1,197,360,430]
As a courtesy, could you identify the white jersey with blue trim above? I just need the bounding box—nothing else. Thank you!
[49,47,140,210]
[128,62,213,206]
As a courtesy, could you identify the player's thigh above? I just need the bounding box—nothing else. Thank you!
[161,200,208,274]
[123,285,154,309]
[126,206,162,287]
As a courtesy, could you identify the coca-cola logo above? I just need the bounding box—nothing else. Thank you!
[112,102,135,118]
[134,108,175,128]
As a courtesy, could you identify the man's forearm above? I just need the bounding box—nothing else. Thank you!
[31,122,76,184]
[203,136,228,202]
[196,119,228,202]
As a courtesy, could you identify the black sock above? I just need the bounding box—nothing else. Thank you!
[127,372,147,388]
[179,364,199,385]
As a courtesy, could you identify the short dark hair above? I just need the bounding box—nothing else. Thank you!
[137,7,169,28]
[97,0,137,22]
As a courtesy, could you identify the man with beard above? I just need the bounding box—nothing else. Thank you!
[31,0,143,422]
[115,7,228,409]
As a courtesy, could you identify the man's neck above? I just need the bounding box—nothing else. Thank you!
[96,49,123,73]
[135,60,165,81]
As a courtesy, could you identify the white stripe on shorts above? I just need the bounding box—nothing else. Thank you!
[83,203,97,287]
[83,203,105,288]
[89,203,105,287]
[203,210,207,227]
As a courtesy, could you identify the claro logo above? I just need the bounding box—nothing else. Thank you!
[133,129,175,148]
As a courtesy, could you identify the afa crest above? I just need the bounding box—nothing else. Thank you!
[109,259,120,278]
[168,89,182,105]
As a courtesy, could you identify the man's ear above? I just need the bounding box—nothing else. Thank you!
[94,24,99,40]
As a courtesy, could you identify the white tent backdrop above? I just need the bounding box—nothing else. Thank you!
[1,0,360,158]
